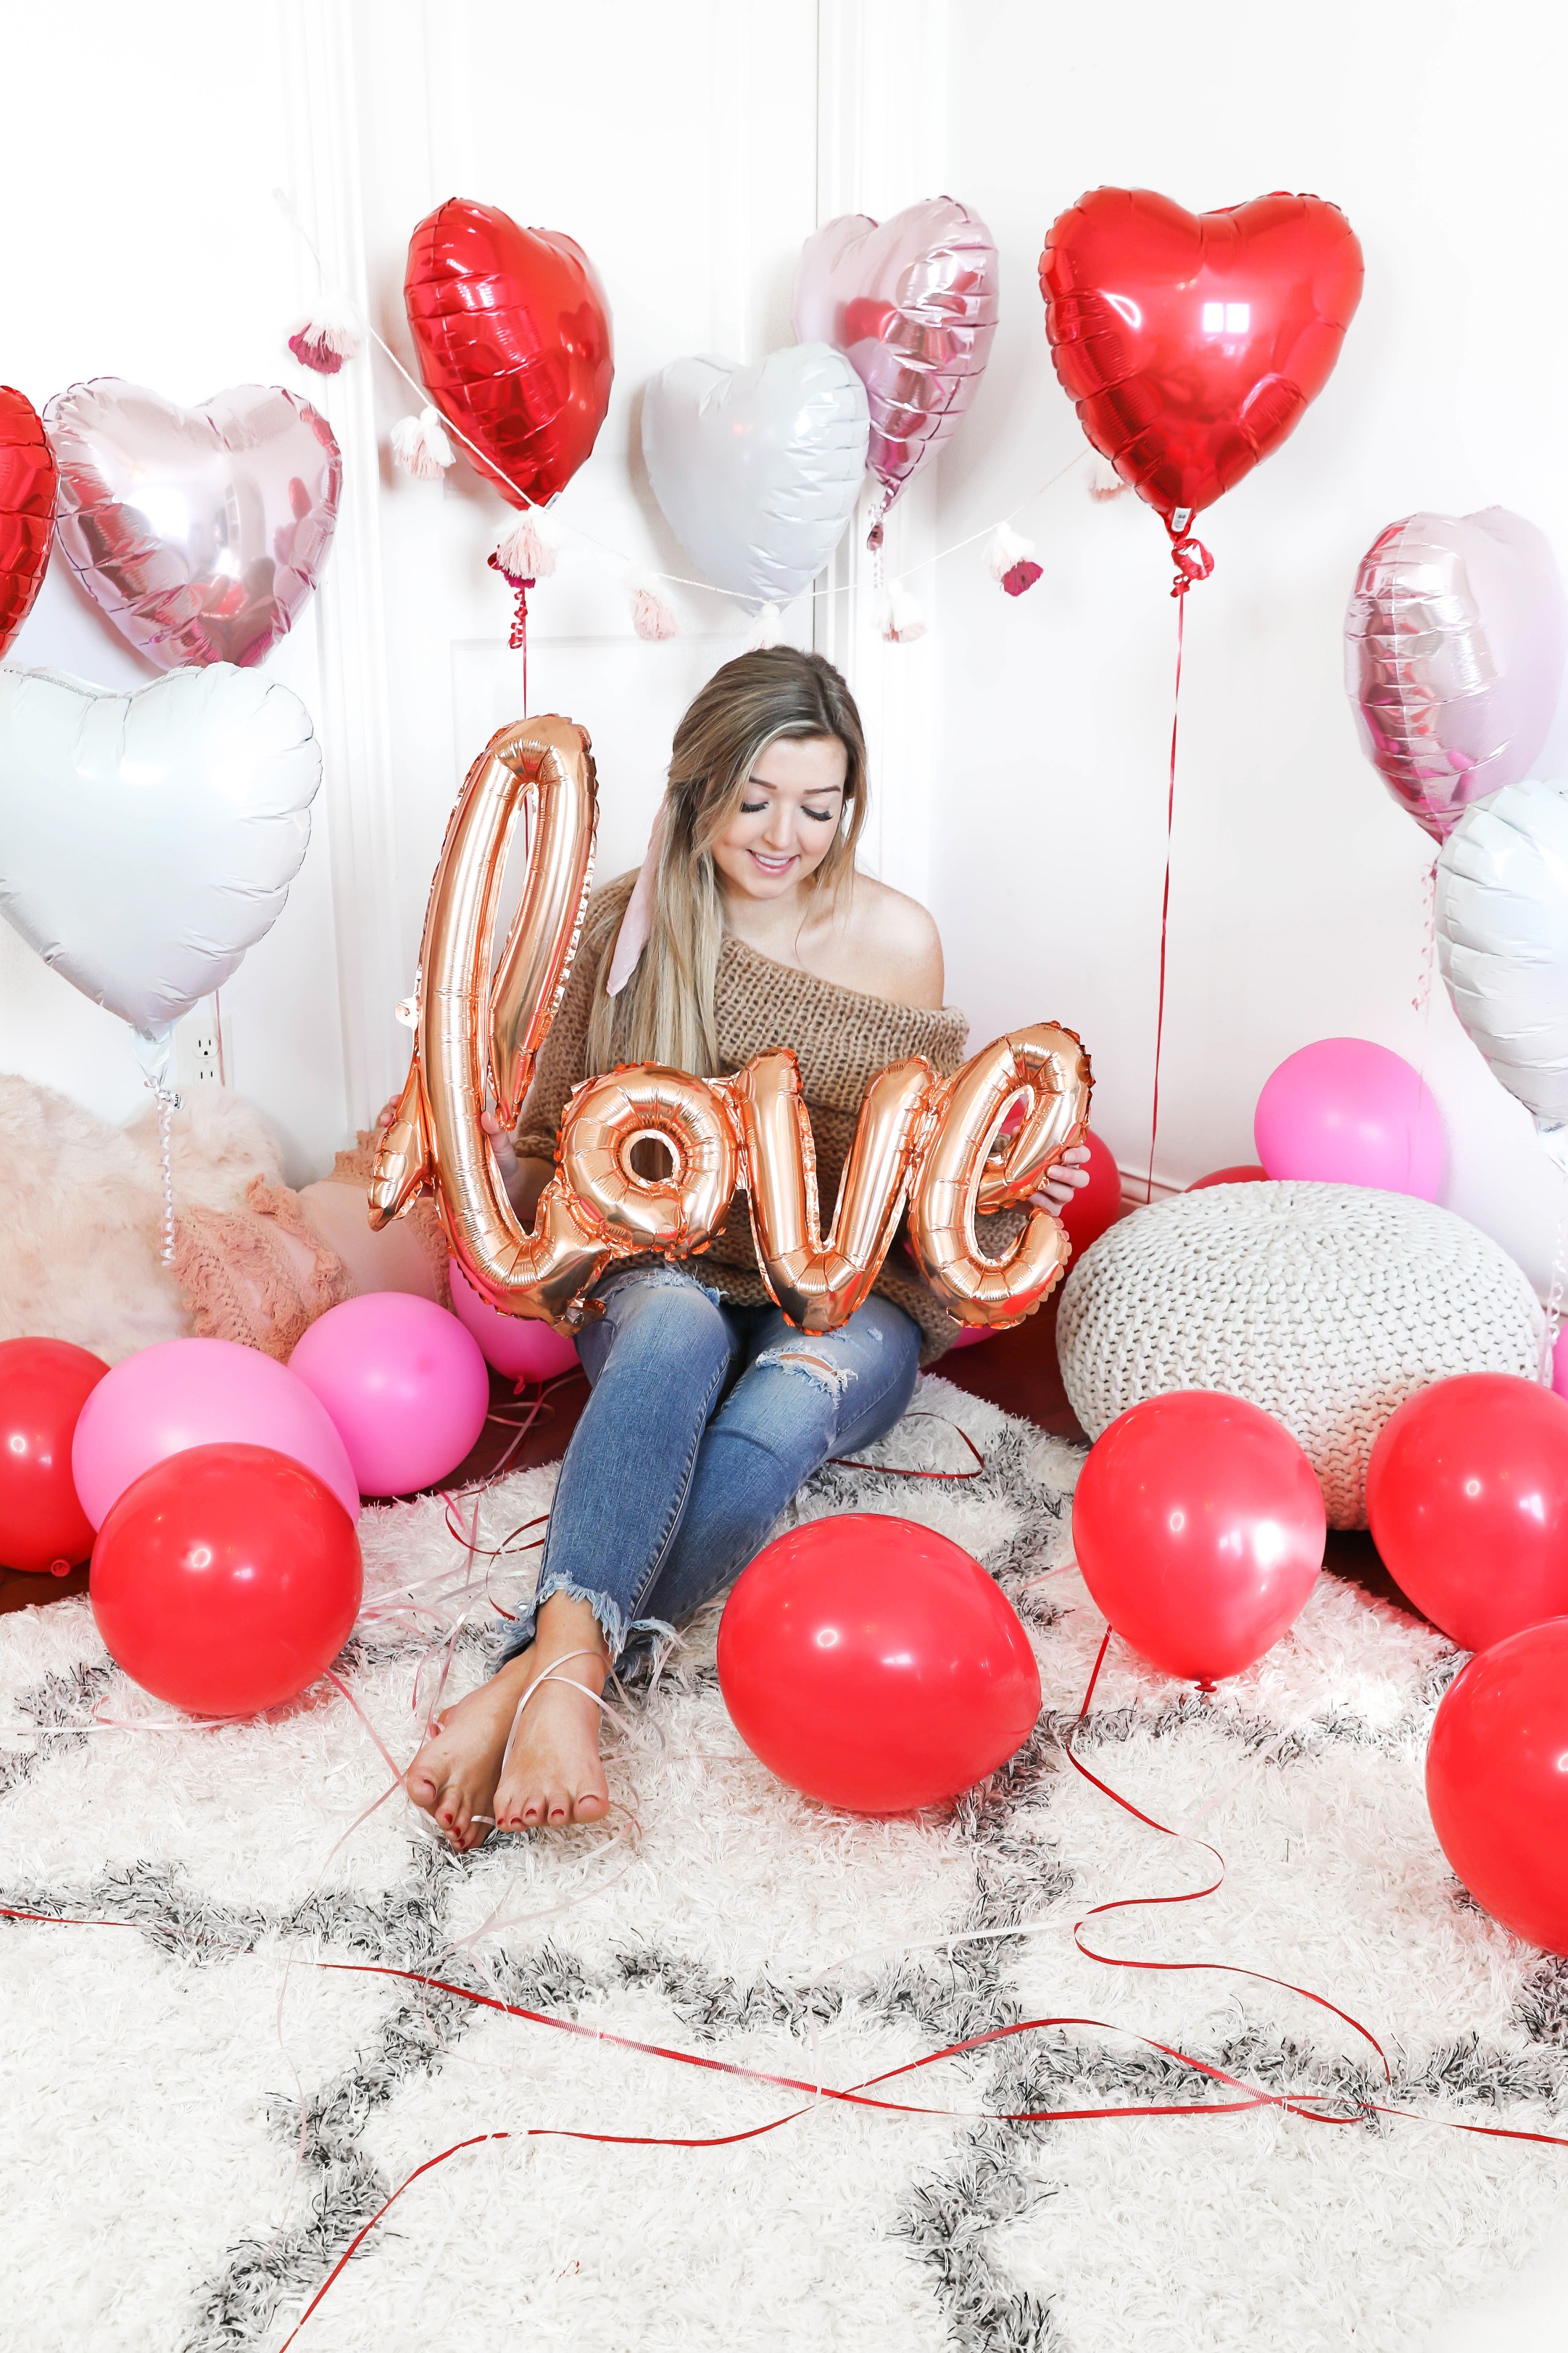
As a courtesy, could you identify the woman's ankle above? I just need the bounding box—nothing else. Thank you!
[532,1591,610,1676]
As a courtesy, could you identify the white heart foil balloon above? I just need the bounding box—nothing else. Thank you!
[640,345,868,605]
[43,378,341,671]
[1345,508,1567,843]
[1437,776,1568,1167]
[0,663,320,1072]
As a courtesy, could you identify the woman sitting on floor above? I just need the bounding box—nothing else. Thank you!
[396,646,1088,1845]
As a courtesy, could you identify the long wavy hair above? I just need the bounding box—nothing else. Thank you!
[584,647,868,1076]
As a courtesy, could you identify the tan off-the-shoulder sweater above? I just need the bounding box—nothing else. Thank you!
[514,873,982,1362]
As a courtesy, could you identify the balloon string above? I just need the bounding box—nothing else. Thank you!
[1412,853,1438,1014]
[831,1416,984,1480]
[1541,1173,1568,1386]
[1145,589,1185,1203]
[1061,1629,1392,2077]
[157,1095,175,1268]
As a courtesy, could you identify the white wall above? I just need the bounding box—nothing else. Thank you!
[4,0,1564,1296]
[928,0,1568,1289]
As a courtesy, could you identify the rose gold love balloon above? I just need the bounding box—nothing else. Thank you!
[374,713,1092,1338]
[43,379,341,669]
[1346,508,1568,843]
[793,197,999,513]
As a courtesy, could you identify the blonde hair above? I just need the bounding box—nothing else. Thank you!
[586,647,868,1075]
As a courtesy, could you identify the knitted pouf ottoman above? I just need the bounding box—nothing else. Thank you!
[1055,1181,1543,1528]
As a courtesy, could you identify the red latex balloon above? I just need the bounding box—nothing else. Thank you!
[717,1513,1041,1814]
[1072,1391,1325,1684]
[1366,1374,1568,1652]
[91,1443,362,1717]
[1060,1125,1124,1259]
[1188,1164,1269,1191]
[0,1337,107,1574]
[1040,189,1363,524]
[1426,1618,1568,1956]
[0,384,57,656]
[405,199,614,509]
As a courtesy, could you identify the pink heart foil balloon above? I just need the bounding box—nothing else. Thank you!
[1345,508,1568,843]
[792,197,998,507]
[43,379,341,669]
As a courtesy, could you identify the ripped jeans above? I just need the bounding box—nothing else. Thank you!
[499,1262,921,1666]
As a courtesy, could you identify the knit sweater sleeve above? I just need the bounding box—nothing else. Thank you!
[512,873,636,1163]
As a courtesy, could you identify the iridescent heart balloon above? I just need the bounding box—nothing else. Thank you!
[1346,508,1567,843]
[43,379,341,669]
[792,197,998,508]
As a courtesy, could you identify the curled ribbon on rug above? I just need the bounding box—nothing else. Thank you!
[373,714,1092,1333]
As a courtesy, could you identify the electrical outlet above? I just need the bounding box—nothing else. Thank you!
[175,998,233,1091]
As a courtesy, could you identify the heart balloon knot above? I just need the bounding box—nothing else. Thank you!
[487,549,532,650]
[1169,534,1215,599]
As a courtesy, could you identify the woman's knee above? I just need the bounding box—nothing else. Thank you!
[584,1266,734,1384]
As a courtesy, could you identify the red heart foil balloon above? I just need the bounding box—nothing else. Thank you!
[1040,188,1363,524]
[0,385,58,656]
[405,199,614,510]
[44,379,341,670]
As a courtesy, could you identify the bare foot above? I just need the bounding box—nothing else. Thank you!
[492,1594,610,1832]
[405,1593,610,1847]
[405,1654,534,1852]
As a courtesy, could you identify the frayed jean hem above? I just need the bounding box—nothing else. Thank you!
[495,1577,676,1671]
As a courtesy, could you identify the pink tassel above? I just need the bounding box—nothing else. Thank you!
[881,584,926,644]
[287,300,360,375]
[987,523,1043,598]
[391,406,455,481]
[631,579,680,641]
[1087,452,1129,502]
[493,514,557,582]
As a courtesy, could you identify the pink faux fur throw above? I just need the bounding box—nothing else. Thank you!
[0,1076,286,1363]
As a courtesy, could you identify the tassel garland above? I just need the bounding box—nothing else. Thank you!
[881,583,927,644]
[492,515,557,582]
[391,406,455,481]
[987,522,1043,598]
[286,300,362,376]
[744,602,784,651]
[630,579,680,641]
[1087,452,1129,502]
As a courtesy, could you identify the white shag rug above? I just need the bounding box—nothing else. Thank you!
[3,1378,1567,2353]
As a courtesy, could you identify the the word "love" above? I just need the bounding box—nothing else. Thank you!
[371,717,1091,1334]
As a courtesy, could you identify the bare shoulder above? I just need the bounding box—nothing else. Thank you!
[827,873,945,1007]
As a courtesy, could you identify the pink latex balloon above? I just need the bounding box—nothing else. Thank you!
[792,197,998,508]
[1346,509,1567,843]
[71,1337,359,1529]
[1553,1326,1568,1399]
[43,379,341,669]
[289,1294,490,1498]
[449,1257,580,1383]
[1254,1038,1443,1198]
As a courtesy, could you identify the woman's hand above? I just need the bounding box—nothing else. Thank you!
[1030,1143,1093,1215]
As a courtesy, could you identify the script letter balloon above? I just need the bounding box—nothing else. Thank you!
[1437,779,1568,1168]
[560,1064,738,1254]
[44,379,339,669]
[1346,509,1567,843]
[641,347,868,605]
[1426,1620,1568,1957]
[793,199,999,510]
[91,1443,362,1718]
[1040,189,1363,525]
[371,715,613,1328]
[405,200,613,508]
[1366,1374,1568,1652]
[717,1513,1041,1814]
[0,386,57,656]
[0,664,320,1089]
[0,1337,107,1574]
[910,1025,1092,1326]
[1072,1391,1325,1683]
